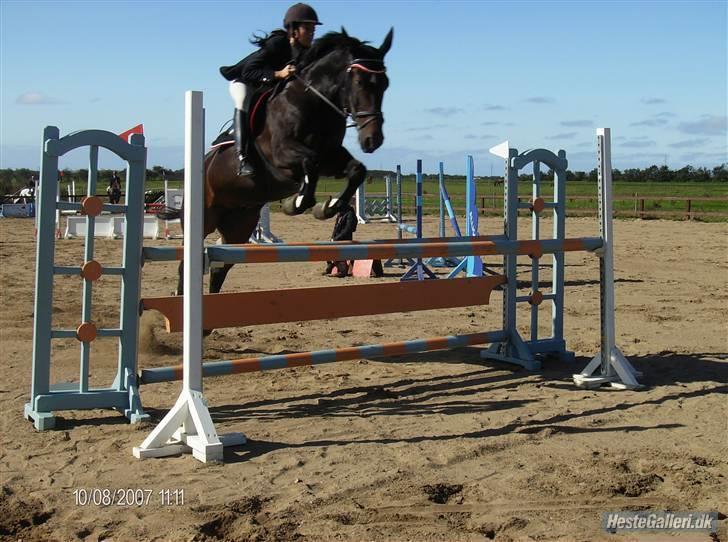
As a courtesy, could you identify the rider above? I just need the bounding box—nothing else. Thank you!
[108,171,122,204]
[219,3,322,175]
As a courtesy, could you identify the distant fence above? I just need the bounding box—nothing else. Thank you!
[7,191,722,221]
[275,192,728,221]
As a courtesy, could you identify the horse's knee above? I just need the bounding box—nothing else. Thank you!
[345,160,366,183]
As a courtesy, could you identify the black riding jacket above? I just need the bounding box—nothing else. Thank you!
[220,30,305,87]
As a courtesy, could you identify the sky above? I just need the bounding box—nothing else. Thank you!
[1,0,726,175]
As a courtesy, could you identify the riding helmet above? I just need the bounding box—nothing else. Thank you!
[284,3,322,28]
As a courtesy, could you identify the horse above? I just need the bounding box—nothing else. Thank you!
[159,28,393,298]
[107,185,122,204]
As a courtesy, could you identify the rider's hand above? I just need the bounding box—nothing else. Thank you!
[275,64,296,79]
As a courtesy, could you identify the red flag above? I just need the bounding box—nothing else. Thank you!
[118,124,144,142]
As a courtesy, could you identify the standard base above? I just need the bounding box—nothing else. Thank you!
[480,329,540,370]
[400,261,437,281]
[133,432,246,462]
[24,403,56,430]
[133,389,246,463]
[572,347,643,390]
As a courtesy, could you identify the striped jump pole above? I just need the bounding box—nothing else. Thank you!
[141,331,507,384]
[142,236,602,265]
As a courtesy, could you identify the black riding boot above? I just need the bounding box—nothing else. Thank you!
[234,108,253,176]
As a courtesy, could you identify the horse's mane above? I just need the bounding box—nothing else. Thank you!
[300,31,378,69]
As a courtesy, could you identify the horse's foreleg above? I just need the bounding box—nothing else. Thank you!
[272,140,319,215]
[209,264,234,294]
[174,261,184,296]
[281,157,319,215]
[173,204,219,296]
[313,148,366,220]
[173,251,209,296]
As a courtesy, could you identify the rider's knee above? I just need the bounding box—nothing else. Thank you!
[229,81,247,110]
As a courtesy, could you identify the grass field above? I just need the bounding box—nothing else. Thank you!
[319,177,728,220]
[142,176,728,221]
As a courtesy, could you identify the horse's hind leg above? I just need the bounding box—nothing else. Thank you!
[209,206,263,294]
[314,148,366,220]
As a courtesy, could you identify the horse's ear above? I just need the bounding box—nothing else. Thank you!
[341,26,349,38]
[379,27,394,56]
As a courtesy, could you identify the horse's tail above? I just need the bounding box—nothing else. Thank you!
[156,206,181,220]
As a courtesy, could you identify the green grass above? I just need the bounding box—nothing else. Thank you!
[318,177,728,220]
[142,176,728,221]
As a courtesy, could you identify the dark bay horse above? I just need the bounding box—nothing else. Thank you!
[160,29,392,296]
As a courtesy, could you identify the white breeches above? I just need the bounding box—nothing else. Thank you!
[229,81,247,110]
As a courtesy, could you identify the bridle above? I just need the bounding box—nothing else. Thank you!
[346,58,386,130]
[294,57,386,131]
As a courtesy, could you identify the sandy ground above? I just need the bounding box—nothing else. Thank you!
[0,212,726,542]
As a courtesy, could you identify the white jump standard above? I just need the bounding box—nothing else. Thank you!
[132,91,246,462]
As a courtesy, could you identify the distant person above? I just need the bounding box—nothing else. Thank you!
[15,178,35,204]
[107,171,121,204]
[324,200,357,276]
[219,3,322,175]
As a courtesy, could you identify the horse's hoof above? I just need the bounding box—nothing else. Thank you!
[313,197,338,220]
[282,194,315,216]
[282,196,305,216]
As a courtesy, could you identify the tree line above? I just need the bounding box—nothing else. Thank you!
[1,163,726,195]
[376,164,727,184]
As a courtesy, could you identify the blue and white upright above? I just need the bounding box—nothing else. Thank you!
[482,139,573,369]
[25,124,149,430]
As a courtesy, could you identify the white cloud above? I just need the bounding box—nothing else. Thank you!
[677,115,727,136]
[16,92,66,105]
[424,107,463,116]
[524,97,555,104]
[667,139,709,149]
[545,132,577,140]
[630,119,669,127]
[561,120,593,127]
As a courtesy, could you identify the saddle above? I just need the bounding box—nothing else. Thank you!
[207,81,292,182]
[210,86,277,148]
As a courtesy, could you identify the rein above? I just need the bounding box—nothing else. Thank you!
[294,57,385,130]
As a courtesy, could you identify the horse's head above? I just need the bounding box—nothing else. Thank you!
[302,28,393,153]
[343,28,392,153]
